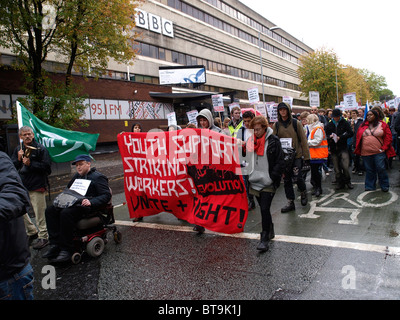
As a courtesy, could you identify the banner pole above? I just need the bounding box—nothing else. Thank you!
[16,101,23,129]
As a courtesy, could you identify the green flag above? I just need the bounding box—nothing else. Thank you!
[17,101,99,163]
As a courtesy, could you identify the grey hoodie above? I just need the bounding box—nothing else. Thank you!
[196,109,221,133]
[248,127,274,191]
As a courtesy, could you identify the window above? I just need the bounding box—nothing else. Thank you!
[140,43,150,56]
[159,48,166,60]
[149,45,158,59]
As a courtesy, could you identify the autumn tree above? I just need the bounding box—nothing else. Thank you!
[0,0,140,128]
[359,69,392,102]
[297,48,346,109]
[341,66,372,105]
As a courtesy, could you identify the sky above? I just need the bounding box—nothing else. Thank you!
[239,0,400,97]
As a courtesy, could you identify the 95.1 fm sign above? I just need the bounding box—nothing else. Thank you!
[135,9,174,38]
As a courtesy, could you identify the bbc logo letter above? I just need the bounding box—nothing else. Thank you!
[135,9,174,38]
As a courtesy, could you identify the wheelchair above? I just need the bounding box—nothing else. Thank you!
[70,194,122,264]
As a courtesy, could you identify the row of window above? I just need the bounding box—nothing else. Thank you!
[165,0,305,64]
[204,0,308,55]
[135,42,300,91]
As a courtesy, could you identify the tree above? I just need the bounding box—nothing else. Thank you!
[0,0,140,128]
[0,1,62,114]
[359,69,391,102]
[297,48,345,109]
[341,66,372,105]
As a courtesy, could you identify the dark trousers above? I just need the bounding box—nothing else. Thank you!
[256,191,275,233]
[283,157,306,201]
[45,205,89,251]
[331,150,351,185]
[310,163,322,191]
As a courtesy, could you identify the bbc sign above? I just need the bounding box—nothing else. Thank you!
[135,9,174,38]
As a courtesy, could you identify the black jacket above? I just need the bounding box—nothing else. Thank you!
[325,117,354,153]
[67,167,111,208]
[11,139,52,191]
[0,152,32,281]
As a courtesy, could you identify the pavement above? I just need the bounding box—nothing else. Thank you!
[29,143,400,303]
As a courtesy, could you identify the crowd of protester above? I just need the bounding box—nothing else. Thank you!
[2,101,399,299]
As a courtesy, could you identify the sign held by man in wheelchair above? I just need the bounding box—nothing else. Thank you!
[43,154,121,264]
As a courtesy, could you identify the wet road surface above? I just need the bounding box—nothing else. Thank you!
[30,150,400,304]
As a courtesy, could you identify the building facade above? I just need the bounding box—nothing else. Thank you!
[0,0,313,144]
[123,0,313,123]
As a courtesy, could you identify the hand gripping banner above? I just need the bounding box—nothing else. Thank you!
[118,128,248,234]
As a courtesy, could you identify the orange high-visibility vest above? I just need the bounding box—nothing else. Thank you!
[309,126,328,160]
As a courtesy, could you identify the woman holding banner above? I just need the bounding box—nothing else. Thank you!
[247,116,285,252]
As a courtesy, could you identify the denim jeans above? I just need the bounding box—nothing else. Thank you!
[362,152,389,191]
[0,263,34,300]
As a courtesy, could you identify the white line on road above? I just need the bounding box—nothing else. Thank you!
[114,220,400,256]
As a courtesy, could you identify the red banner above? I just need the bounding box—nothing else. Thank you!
[117,128,248,234]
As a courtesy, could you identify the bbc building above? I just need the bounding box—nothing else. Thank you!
[128,0,313,124]
[0,0,313,146]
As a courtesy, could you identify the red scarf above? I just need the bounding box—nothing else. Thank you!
[247,132,266,156]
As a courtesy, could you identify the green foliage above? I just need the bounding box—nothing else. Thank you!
[0,0,140,128]
[297,48,345,108]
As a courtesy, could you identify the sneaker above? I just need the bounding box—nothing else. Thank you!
[32,238,49,250]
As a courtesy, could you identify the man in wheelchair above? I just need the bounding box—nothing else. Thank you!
[44,154,111,263]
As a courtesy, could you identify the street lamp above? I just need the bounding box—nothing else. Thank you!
[259,26,280,104]
[335,66,347,105]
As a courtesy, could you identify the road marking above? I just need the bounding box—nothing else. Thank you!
[299,188,398,225]
[114,220,400,256]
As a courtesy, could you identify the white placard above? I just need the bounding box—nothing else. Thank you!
[228,102,240,113]
[282,96,293,107]
[212,94,224,112]
[309,91,320,107]
[280,138,293,148]
[167,112,177,126]
[248,87,259,104]
[266,102,278,122]
[343,92,357,109]
[255,103,267,117]
[186,110,198,125]
[69,179,91,196]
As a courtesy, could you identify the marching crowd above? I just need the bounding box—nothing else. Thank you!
[192,102,399,252]
[1,101,399,300]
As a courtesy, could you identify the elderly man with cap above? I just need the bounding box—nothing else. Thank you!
[325,108,354,190]
[43,154,111,263]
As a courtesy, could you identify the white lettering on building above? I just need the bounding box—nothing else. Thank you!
[135,9,174,38]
